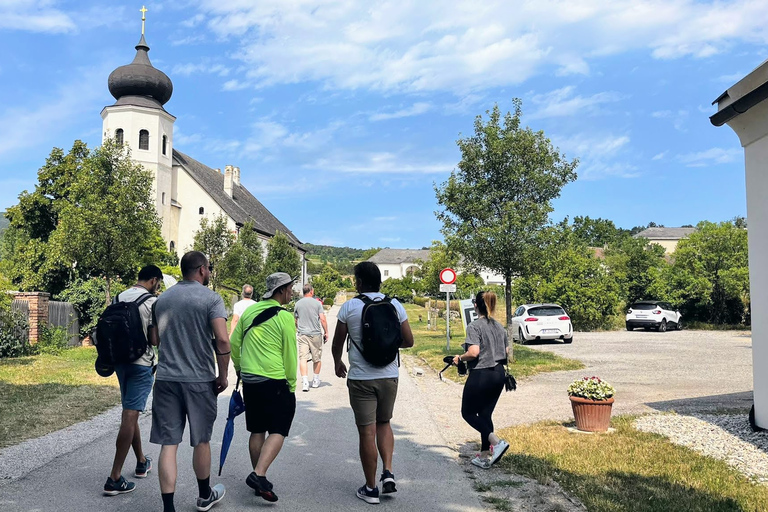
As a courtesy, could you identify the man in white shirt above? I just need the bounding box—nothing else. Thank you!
[229,284,256,336]
[332,262,414,505]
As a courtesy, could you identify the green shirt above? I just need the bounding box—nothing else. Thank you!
[230,299,298,392]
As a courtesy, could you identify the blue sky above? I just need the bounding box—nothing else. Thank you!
[1,1,766,249]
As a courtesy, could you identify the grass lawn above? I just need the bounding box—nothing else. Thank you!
[401,303,584,382]
[491,416,768,512]
[0,347,120,448]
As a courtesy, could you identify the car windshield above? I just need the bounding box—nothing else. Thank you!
[528,306,566,317]
[630,303,658,310]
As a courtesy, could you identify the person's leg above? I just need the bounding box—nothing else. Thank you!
[299,358,308,378]
[249,433,265,470]
[462,370,494,452]
[357,424,378,488]
[131,414,146,463]
[311,335,322,383]
[254,434,285,475]
[479,372,505,449]
[313,360,322,375]
[376,421,394,470]
[110,409,141,480]
[158,444,179,494]
[374,378,398,473]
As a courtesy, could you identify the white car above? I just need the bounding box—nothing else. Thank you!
[625,301,682,332]
[511,304,573,344]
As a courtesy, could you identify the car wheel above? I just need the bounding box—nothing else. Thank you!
[518,328,526,345]
[659,319,667,332]
[626,324,633,331]
[677,319,683,330]
[564,336,573,344]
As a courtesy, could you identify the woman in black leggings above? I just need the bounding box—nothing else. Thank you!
[453,291,509,469]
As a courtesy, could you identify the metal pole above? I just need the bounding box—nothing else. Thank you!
[446,291,450,351]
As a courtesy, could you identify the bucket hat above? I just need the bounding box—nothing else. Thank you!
[263,272,296,299]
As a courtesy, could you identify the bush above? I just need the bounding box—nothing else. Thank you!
[58,278,125,338]
[323,297,334,306]
[37,324,70,355]
[413,296,429,307]
[0,309,32,358]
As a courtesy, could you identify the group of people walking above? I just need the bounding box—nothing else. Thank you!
[102,252,508,511]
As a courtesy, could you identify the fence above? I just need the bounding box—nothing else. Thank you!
[48,301,80,346]
[10,299,30,342]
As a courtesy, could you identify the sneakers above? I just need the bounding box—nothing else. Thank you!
[134,456,152,478]
[302,380,310,392]
[356,485,380,504]
[246,472,278,502]
[380,469,396,494]
[470,455,492,469]
[103,475,136,496]
[196,483,226,511]
[489,440,509,466]
[312,377,320,388]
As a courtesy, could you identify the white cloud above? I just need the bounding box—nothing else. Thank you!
[678,147,742,167]
[652,109,689,131]
[0,1,75,33]
[652,151,668,161]
[222,79,249,91]
[307,151,453,174]
[529,86,624,119]
[716,71,745,84]
[369,102,432,121]
[188,0,768,94]
[243,118,345,156]
[553,133,636,180]
[172,62,231,77]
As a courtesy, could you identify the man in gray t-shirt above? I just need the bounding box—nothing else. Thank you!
[294,284,328,391]
[150,251,231,512]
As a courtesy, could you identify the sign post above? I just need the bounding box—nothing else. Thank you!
[439,268,457,351]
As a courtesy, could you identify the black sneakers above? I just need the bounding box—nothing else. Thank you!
[103,476,136,496]
[356,485,380,504]
[380,470,397,494]
[135,456,152,478]
[246,472,278,502]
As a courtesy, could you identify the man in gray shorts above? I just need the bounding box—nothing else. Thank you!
[294,284,328,392]
[151,251,231,512]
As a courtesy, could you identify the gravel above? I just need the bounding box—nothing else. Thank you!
[634,413,768,483]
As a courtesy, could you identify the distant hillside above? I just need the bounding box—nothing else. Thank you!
[304,243,381,274]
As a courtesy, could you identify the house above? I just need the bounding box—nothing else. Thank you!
[367,248,505,285]
[633,227,697,254]
[100,24,306,283]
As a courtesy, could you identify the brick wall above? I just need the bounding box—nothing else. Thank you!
[13,292,50,344]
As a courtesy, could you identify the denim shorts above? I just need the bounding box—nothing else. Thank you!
[114,363,154,412]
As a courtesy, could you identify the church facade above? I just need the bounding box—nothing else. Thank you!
[100,29,306,283]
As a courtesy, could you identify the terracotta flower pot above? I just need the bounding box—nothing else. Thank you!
[569,396,614,432]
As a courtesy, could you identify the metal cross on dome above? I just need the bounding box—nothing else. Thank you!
[140,5,148,35]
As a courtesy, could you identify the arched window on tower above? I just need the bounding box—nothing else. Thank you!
[199,207,205,215]
[139,130,149,150]
[162,135,167,155]
[169,241,175,252]
[162,192,166,205]
[115,129,124,145]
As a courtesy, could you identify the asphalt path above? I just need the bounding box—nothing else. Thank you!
[0,306,485,511]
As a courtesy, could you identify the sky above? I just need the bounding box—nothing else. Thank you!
[0,1,765,250]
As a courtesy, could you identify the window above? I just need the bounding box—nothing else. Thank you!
[169,241,175,251]
[199,207,205,215]
[162,192,166,205]
[115,129,124,145]
[383,270,389,277]
[139,130,149,150]
[162,135,167,155]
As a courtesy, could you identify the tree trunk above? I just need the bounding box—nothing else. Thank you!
[505,272,513,359]
[105,276,112,306]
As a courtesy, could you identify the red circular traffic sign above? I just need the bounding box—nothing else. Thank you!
[439,268,457,284]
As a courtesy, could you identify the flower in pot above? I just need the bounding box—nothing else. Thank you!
[567,376,615,432]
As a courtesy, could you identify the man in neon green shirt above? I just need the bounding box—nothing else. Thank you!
[230,272,297,502]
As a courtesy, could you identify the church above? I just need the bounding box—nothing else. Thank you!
[100,16,306,283]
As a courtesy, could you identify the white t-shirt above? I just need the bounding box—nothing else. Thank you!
[117,286,157,367]
[337,293,408,381]
[233,299,256,317]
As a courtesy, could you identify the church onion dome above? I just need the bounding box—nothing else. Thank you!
[108,34,173,107]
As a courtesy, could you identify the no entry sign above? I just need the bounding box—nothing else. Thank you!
[439,268,457,285]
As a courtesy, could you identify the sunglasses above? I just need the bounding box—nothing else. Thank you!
[472,299,476,305]
[195,263,214,272]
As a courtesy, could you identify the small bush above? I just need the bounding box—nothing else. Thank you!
[0,310,32,358]
[37,324,70,355]
[323,297,334,306]
[413,296,429,307]
[58,278,124,338]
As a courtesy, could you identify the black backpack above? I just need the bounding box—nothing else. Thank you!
[95,292,153,370]
[348,295,403,367]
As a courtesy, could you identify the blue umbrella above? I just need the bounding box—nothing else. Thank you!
[218,377,246,476]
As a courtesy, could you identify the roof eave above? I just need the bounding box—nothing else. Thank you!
[710,80,768,127]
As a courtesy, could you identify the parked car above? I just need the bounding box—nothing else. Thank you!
[625,301,682,332]
[511,304,573,344]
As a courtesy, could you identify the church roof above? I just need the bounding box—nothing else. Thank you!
[173,150,305,251]
[108,34,173,109]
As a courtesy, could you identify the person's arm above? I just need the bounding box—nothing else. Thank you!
[331,320,348,378]
[400,320,414,348]
[211,316,231,395]
[148,326,159,347]
[454,325,480,365]
[230,312,244,377]
[320,312,328,342]
[229,314,240,336]
[281,312,298,392]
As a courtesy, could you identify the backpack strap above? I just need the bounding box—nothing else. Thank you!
[243,306,285,339]
[133,293,154,307]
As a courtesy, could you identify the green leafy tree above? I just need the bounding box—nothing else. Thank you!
[311,265,351,301]
[414,241,455,297]
[192,214,235,291]
[256,231,302,298]
[380,276,419,303]
[219,220,264,292]
[569,216,627,247]
[435,100,578,332]
[604,235,668,305]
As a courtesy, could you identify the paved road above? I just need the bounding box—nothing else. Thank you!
[0,307,485,512]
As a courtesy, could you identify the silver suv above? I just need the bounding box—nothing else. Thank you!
[626,301,682,332]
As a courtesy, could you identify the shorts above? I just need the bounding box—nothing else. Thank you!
[114,363,154,411]
[150,380,218,447]
[297,334,323,363]
[243,379,296,437]
[347,378,399,426]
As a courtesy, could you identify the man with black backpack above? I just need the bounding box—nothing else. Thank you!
[101,265,162,496]
[332,262,414,505]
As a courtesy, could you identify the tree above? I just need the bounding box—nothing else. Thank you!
[219,220,264,292]
[604,236,668,305]
[192,214,235,291]
[413,241,482,299]
[311,265,351,301]
[435,100,578,333]
[380,275,419,303]
[256,231,302,299]
[569,216,627,247]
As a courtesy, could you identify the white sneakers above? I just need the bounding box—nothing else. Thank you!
[471,439,510,470]
[302,380,310,392]
[312,377,320,388]
[302,377,320,391]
